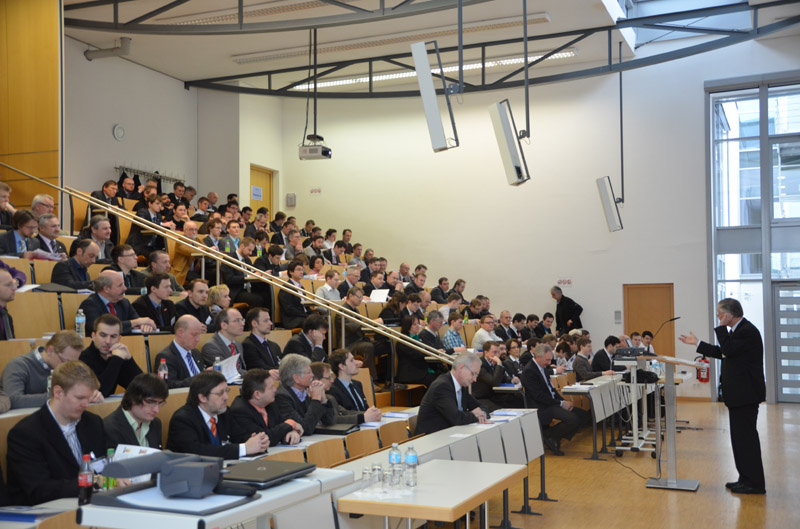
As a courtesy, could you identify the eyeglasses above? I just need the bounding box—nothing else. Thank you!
[121,253,137,258]
[209,388,230,396]
[143,398,166,407]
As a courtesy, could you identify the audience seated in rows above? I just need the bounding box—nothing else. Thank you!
[103,244,147,295]
[241,307,282,370]
[175,279,214,332]
[79,270,156,336]
[274,354,335,435]
[79,314,143,397]
[71,215,113,264]
[132,273,176,332]
[0,210,40,258]
[311,360,380,425]
[103,373,167,450]
[153,315,206,388]
[284,314,327,362]
[201,308,247,371]
[228,368,302,447]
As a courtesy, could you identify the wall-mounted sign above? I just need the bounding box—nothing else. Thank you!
[251,186,262,201]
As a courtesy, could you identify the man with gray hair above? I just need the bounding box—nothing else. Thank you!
[338,265,360,298]
[679,298,766,494]
[35,212,67,257]
[421,310,465,356]
[78,270,156,336]
[551,286,583,336]
[284,228,304,260]
[416,352,488,434]
[31,193,55,218]
[520,344,589,455]
[274,354,335,435]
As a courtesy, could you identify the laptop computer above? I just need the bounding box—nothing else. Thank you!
[222,460,316,490]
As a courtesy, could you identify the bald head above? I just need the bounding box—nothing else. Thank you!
[174,314,203,350]
[184,221,198,238]
[96,270,125,302]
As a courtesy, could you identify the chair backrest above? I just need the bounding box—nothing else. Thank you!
[378,420,409,447]
[564,371,577,385]
[407,414,419,437]
[87,263,106,280]
[157,388,190,448]
[0,410,31,481]
[345,428,379,459]
[7,292,61,339]
[122,198,139,212]
[0,256,31,286]
[305,437,346,468]
[61,292,91,330]
[57,235,77,252]
[32,259,57,285]
[264,449,306,463]
[120,334,148,376]
[35,509,82,529]
[464,323,478,347]
[71,196,90,234]
[269,329,293,351]
[148,333,176,369]
[352,368,375,408]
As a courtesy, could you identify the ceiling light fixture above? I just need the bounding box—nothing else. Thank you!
[290,48,576,90]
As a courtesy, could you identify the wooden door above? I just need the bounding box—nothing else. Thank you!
[249,165,273,214]
[622,283,675,356]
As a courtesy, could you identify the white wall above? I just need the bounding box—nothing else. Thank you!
[276,34,800,396]
[64,37,198,195]
[197,88,239,200]
[238,93,284,208]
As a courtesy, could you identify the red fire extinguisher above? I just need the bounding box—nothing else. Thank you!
[695,356,710,383]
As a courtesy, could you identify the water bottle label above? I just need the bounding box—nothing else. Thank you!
[390,453,401,464]
[405,454,418,464]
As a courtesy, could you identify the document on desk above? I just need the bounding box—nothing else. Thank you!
[220,355,242,383]
[366,289,390,302]
[492,410,525,416]
[383,411,414,418]
[276,441,311,449]
[113,444,161,483]
[360,421,384,428]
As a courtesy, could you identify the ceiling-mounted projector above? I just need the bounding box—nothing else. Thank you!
[299,145,332,160]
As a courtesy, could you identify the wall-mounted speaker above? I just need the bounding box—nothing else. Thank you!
[411,41,458,153]
[488,100,530,186]
[596,175,623,232]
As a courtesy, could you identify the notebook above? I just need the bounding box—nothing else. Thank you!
[222,460,316,489]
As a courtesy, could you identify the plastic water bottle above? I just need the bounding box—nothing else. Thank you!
[389,443,403,487]
[214,356,222,372]
[256,244,262,257]
[403,445,418,488]
[224,241,231,253]
[464,314,469,325]
[75,309,86,336]
[78,454,93,505]
[158,358,169,380]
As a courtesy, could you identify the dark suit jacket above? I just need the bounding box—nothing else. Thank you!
[472,358,509,400]
[103,405,162,449]
[396,337,431,384]
[270,232,290,246]
[221,251,252,301]
[167,404,246,460]
[338,280,359,299]
[328,378,368,413]
[201,332,245,369]
[520,360,563,426]
[167,193,189,208]
[35,235,66,255]
[126,209,166,257]
[283,333,327,362]
[430,286,449,304]
[0,306,15,340]
[404,282,423,295]
[274,385,335,435]
[79,293,141,336]
[79,342,143,397]
[0,230,39,256]
[420,327,454,355]
[174,298,215,331]
[0,209,12,230]
[573,354,603,381]
[116,189,141,201]
[494,325,517,342]
[153,342,204,388]
[102,264,147,295]
[241,333,281,370]
[278,282,310,324]
[228,396,293,447]
[332,303,367,348]
[697,318,766,408]
[321,249,343,266]
[132,295,176,331]
[591,349,624,372]
[51,257,94,290]
[534,322,551,339]
[416,372,481,435]
[6,405,106,505]
[555,296,583,334]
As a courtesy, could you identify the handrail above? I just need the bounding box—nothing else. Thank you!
[0,161,455,366]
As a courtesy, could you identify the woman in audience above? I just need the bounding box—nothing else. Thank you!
[555,341,573,369]
[305,255,325,279]
[171,203,190,231]
[207,284,231,317]
[379,291,407,326]
[395,314,437,387]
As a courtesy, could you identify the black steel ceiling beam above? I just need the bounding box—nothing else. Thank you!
[64,0,136,11]
[491,31,590,85]
[318,0,372,14]
[124,0,191,27]
[640,23,748,36]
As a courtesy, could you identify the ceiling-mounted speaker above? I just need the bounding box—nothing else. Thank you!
[596,175,623,232]
[411,41,451,153]
[488,100,530,186]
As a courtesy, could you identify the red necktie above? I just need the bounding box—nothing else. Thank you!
[229,343,239,369]
[107,302,117,315]
[209,417,217,438]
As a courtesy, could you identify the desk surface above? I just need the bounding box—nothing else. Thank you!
[337,459,526,522]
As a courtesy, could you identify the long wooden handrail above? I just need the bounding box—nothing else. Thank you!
[0,161,455,366]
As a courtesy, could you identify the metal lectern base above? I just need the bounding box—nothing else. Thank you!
[646,478,699,491]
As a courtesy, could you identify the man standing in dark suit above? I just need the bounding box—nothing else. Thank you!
[242,307,282,370]
[274,354,336,435]
[551,286,583,335]
[228,369,303,446]
[104,373,168,449]
[167,370,269,459]
[520,344,589,456]
[0,209,40,258]
[167,182,190,208]
[327,350,381,422]
[416,352,488,435]
[679,298,766,494]
[35,213,68,257]
[6,361,106,505]
[79,314,142,397]
[51,239,98,290]
[132,273,176,332]
[283,314,328,361]
[153,315,205,388]
[78,270,156,336]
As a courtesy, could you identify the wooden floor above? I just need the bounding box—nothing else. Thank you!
[481,400,800,529]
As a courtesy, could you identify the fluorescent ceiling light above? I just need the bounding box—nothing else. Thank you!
[290,48,577,90]
[231,14,551,65]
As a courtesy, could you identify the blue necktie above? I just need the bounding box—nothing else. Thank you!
[186,352,198,375]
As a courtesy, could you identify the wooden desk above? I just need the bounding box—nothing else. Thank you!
[337,459,526,525]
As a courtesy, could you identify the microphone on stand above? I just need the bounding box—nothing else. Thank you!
[646,316,680,355]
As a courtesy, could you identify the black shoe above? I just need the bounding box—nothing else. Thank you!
[543,437,564,456]
[730,484,766,495]
[725,481,740,489]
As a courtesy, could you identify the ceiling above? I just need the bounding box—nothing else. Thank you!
[63,0,800,93]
